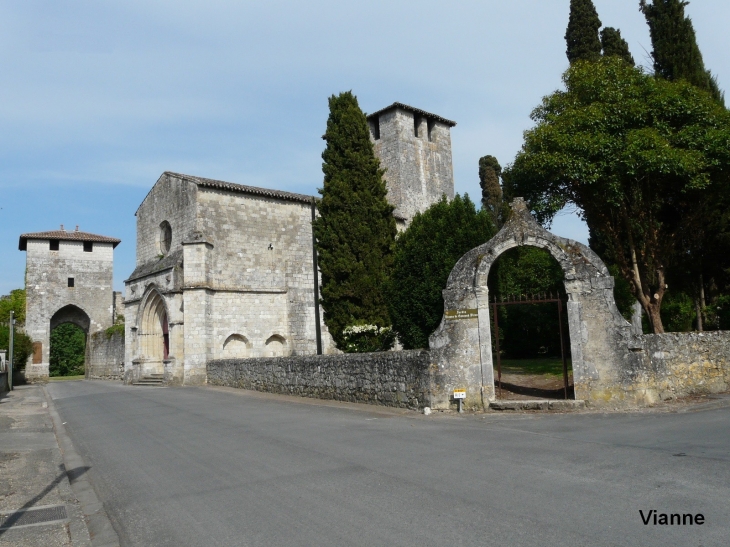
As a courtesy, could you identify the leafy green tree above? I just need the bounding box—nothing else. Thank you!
[502,57,730,333]
[387,195,494,349]
[565,0,602,64]
[0,288,33,371]
[640,0,724,104]
[600,27,634,65]
[0,326,33,369]
[0,289,26,325]
[479,155,505,229]
[313,91,397,350]
[50,323,86,376]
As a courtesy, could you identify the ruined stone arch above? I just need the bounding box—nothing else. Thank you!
[137,287,170,363]
[222,334,251,359]
[429,198,636,410]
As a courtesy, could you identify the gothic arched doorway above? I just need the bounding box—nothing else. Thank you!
[138,289,169,375]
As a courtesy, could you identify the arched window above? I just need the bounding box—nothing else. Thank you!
[158,221,172,254]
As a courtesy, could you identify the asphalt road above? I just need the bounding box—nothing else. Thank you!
[46,381,730,547]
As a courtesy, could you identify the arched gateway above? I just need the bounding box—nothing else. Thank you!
[428,198,642,410]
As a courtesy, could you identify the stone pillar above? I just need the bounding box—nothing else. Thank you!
[181,239,214,385]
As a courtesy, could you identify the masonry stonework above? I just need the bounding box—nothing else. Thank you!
[368,103,455,225]
[207,350,432,409]
[19,228,121,381]
[86,330,125,380]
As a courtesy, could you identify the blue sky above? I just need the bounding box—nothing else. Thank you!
[2,1,729,294]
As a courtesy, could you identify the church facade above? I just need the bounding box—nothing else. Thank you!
[124,103,456,385]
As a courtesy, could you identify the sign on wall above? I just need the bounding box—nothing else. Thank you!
[445,309,478,320]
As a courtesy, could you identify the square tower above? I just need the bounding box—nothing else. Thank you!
[19,226,120,380]
[367,103,456,224]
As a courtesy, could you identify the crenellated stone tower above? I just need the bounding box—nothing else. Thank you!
[367,102,456,226]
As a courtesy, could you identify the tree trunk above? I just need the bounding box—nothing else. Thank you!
[645,302,665,334]
[695,295,704,332]
[699,274,706,330]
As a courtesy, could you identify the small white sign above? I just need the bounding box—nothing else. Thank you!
[453,389,466,399]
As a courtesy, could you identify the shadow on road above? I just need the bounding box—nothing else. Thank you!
[0,464,89,534]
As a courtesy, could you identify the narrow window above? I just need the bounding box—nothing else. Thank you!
[67,277,75,288]
[427,119,436,142]
[369,118,380,140]
[159,221,172,254]
[50,240,59,251]
[413,116,420,138]
[83,241,93,252]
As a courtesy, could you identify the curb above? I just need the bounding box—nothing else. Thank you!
[43,386,121,547]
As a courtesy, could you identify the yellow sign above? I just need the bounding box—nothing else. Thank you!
[453,388,466,399]
[445,309,478,320]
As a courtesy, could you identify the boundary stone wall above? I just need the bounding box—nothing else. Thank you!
[636,332,730,400]
[86,330,125,380]
[207,350,433,410]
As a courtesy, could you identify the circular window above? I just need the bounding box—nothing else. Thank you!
[159,221,172,254]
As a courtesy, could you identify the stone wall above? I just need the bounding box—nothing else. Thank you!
[207,350,433,410]
[636,331,730,401]
[86,330,125,380]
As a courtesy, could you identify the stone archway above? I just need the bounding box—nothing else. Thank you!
[50,304,91,333]
[429,198,640,410]
[49,305,91,376]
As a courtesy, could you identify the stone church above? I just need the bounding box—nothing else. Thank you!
[124,102,456,385]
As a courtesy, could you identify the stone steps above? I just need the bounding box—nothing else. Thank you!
[132,374,165,387]
[489,399,586,411]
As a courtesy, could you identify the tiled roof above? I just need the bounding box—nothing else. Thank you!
[166,172,316,204]
[366,102,456,127]
[19,229,121,250]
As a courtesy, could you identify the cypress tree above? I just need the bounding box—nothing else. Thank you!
[479,155,504,229]
[640,0,724,104]
[313,91,397,350]
[600,27,635,65]
[565,0,602,64]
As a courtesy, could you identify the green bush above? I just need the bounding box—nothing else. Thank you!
[0,325,34,370]
[387,194,495,349]
[659,291,695,333]
[105,323,125,338]
[50,323,86,377]
[341,324,396,353]
[711,295,730,331]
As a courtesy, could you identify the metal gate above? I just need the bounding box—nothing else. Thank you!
[491,293,570,400]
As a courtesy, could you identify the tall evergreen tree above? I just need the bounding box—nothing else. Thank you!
[313,91,397,350]
[565,0,602,64]
[640,0,724,104]
[479,155,504,228]
[600,27,634,65]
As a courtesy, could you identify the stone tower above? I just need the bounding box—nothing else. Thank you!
[367,102,456,225]
[19,226,121,380]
